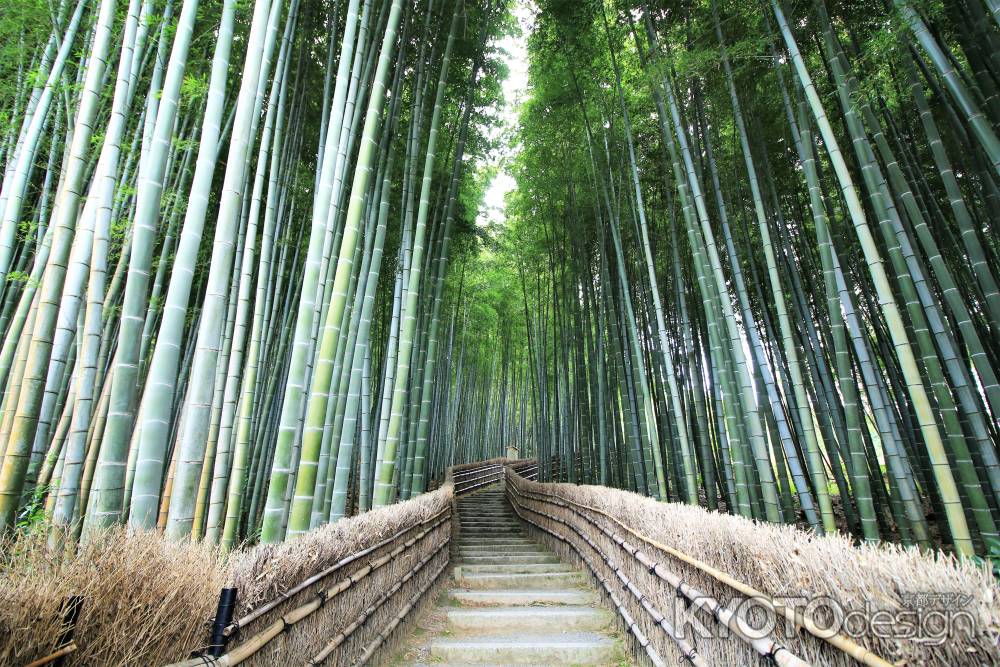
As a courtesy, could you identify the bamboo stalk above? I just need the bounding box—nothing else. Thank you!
[166,513,449,666]
[21,642,77,667]
[226,505,451,636]
[507,469,893,667]
[508,478,804,667]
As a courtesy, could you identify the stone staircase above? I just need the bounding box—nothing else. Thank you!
[394,486,627,666]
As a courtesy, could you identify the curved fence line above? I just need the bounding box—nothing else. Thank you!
[165,459,524,667]
[506,476,806,666]
[504,466,906,667]
[10,458,527,667]
[223,505,452,640]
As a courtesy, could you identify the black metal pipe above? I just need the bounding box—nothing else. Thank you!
[208,587,238,657]
[53,595,84,667]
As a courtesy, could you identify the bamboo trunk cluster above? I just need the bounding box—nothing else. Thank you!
[480,0,1000,559]
[0,0,504,549]
[2,0,1000,562]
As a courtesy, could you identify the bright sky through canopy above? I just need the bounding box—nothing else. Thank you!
[477,1,531,228]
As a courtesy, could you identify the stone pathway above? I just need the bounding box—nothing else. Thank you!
[390,486,628,666]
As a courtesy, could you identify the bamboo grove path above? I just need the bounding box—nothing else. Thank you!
[390,485,625,666]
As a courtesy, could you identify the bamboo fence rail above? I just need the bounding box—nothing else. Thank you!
[506,475,806,666]
[223,505,452,640]
[20,643,77,667]
[505,466,902,667]
[169,513,451,666]
[451,457,537,494]
[164,460,517,667]
[307,542,451,663]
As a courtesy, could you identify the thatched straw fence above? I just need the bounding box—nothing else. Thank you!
[0,460,520,666]
[505,466,1000,667]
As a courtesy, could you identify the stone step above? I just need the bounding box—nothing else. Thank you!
[458,545,544,553]
[448,588,596,606]
[460,536,528,542]
[430,632,621,665]
[457,509,511,514]
[460,554,560,565]
[446,606,613,633]
[457,571,585,590]
[458,536,544,551]
[457,510,511,514]
[457,542,539,550]
[457,531,528,537]
[457,548,542,555]
[457,549,542,555]
[456,563,573,575]
[408,663,555,667]
[457,536,535,543]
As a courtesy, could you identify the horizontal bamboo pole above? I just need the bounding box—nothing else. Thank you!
[225,505,451,637]
[506,480,702,667]
[452,465,501,479]
[450,457,526,475]
[166,515,449,667]
[508,471,892,667]
[508,482,808,666]
[308,535,451,664]
[455,475,502,495]
[353,555,450,666]
[21,642,77,667]
[454,471,501,486]
[511,486,807,667]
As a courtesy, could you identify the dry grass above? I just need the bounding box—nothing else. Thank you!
[228,486,450,618]
[0,483,454,666]
[0,527,226,665]
[508,471,1000,667]
[232,486,453,667]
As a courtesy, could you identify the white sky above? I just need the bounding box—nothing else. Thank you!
[476,1,532,228]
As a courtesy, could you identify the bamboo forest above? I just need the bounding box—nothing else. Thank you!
[2,0,1000,631]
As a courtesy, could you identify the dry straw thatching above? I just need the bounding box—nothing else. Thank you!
[228,485,452,667]
[0,482,453,666]
[0,527,227,665]
[507,469,1000,667]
